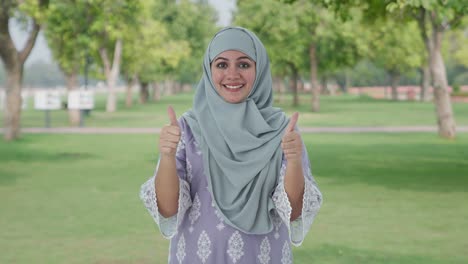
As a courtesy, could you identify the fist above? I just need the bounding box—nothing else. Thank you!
[281,112,302,163]
[159,106,181,157]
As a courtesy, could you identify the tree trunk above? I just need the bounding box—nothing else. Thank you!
[309,44,320,112]
[337,71,350,94]
[273,77,282,103]
[419,65,431,101]
[344,70,350,94]
[139,82,149,104]
[99,39,122,113]
[321,76,328,95]
[430,27,456,139]
[4,66,23,140]
[389,71,400,101]
[416,8,432,102]
[125,75,137,108]
[0,11,42,140]
[152,82,161,101]
[65,71,80,126]
[290,65,299,107]
[164,79,174,95]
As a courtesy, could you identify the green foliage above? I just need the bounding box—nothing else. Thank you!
[366,19,423,75]
[45,0,91,75]
[314,8,367,75]
[236,0,307,76]
[155,0,219,83]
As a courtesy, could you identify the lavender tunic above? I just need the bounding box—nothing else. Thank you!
[140,118,322,264]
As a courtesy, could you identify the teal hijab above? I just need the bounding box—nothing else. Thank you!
[183,27,289,234]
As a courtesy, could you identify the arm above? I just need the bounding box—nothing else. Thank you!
[155,155,180,217]
[281,112,304,221]
[155,106,181,218]
[284,157,305,221]
[273,143,323,247]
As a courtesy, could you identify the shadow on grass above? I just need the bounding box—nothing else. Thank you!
[293,244,465,264]
[0,137,97,185]
[309,139,468,193]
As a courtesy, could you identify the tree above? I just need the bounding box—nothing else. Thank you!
[154,0,218,91]
[45,0,91,125]
[236,0,306,106]
[85,0,143,113]
[318,0,466,138]
[387,0,466,139]
[367,19,423,100]
[0,0,49,141]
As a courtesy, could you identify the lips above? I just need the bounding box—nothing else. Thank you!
[223,84,244,90]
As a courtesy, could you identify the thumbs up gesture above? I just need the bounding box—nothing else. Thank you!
[281,112,302,163]
[159,106,181,158]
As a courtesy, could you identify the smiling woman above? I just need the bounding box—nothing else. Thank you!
[140,27,323,264]
[211,50,256,103]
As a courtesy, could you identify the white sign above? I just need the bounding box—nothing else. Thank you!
[68,90,94,110]
[34,90,61,110]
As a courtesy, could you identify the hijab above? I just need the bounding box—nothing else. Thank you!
[183,27,289,234]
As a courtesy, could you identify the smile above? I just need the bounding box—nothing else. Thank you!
[223,84,244,90]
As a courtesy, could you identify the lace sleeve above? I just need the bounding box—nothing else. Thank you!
[139,119,193,239]
[272,142,323,247]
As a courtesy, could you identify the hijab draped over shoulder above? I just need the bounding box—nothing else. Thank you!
[183,27,289,234]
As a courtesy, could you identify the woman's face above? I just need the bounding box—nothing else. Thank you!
[210,50,256,104]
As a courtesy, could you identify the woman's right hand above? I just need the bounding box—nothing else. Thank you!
[159,106,181,158]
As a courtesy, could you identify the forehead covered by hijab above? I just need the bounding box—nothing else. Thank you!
[208,28,257,62]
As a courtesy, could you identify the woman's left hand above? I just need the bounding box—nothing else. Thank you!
[281,112,302,163]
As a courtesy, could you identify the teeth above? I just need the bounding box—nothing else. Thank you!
[225,84,243,89]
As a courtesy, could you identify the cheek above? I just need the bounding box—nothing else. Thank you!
[211,70,223,85]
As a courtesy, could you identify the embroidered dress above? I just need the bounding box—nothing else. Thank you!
[140,118,322,264]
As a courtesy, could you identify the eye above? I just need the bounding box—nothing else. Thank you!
[239,62,251,69]
[215,62,228,69]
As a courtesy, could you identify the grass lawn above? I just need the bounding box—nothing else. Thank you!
[1,133,467,263]
[5,91,468,128]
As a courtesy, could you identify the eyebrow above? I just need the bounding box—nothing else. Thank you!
[213,56,253,62]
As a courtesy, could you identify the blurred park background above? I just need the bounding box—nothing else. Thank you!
[1,0,467,263]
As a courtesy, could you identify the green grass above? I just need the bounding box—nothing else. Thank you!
[1,133,467,263]
[5,91,468,128]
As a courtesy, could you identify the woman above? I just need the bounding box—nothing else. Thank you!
[140,27,322,264]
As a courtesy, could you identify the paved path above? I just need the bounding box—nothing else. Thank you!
[4,126,468,134]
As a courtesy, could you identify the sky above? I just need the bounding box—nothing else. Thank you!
[10,0,236,65]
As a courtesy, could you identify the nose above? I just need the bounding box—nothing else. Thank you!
[226,65,240,80]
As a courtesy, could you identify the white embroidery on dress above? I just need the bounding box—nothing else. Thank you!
[257,237,271,264]
[214,209,225,231]
[176,234,186,264]
[186,159,193,183]
[271,211,283,240]
[178,179,192,229]
[197,230,211,263]
[281,241,292,264]
[175,130,186,158]
[216,222,225,231]
[188,193,201,233]
[272,154,323,246]
[272,161,291,234]
[227,231,244,263]
[193,141,202,155]
[140,175,159,224]
[140,176,192,238]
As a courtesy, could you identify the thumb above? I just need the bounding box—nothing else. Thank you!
[286,112,299,132]
[167,106,179,126]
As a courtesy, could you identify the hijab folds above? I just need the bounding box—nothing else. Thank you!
[183,27,289,234]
